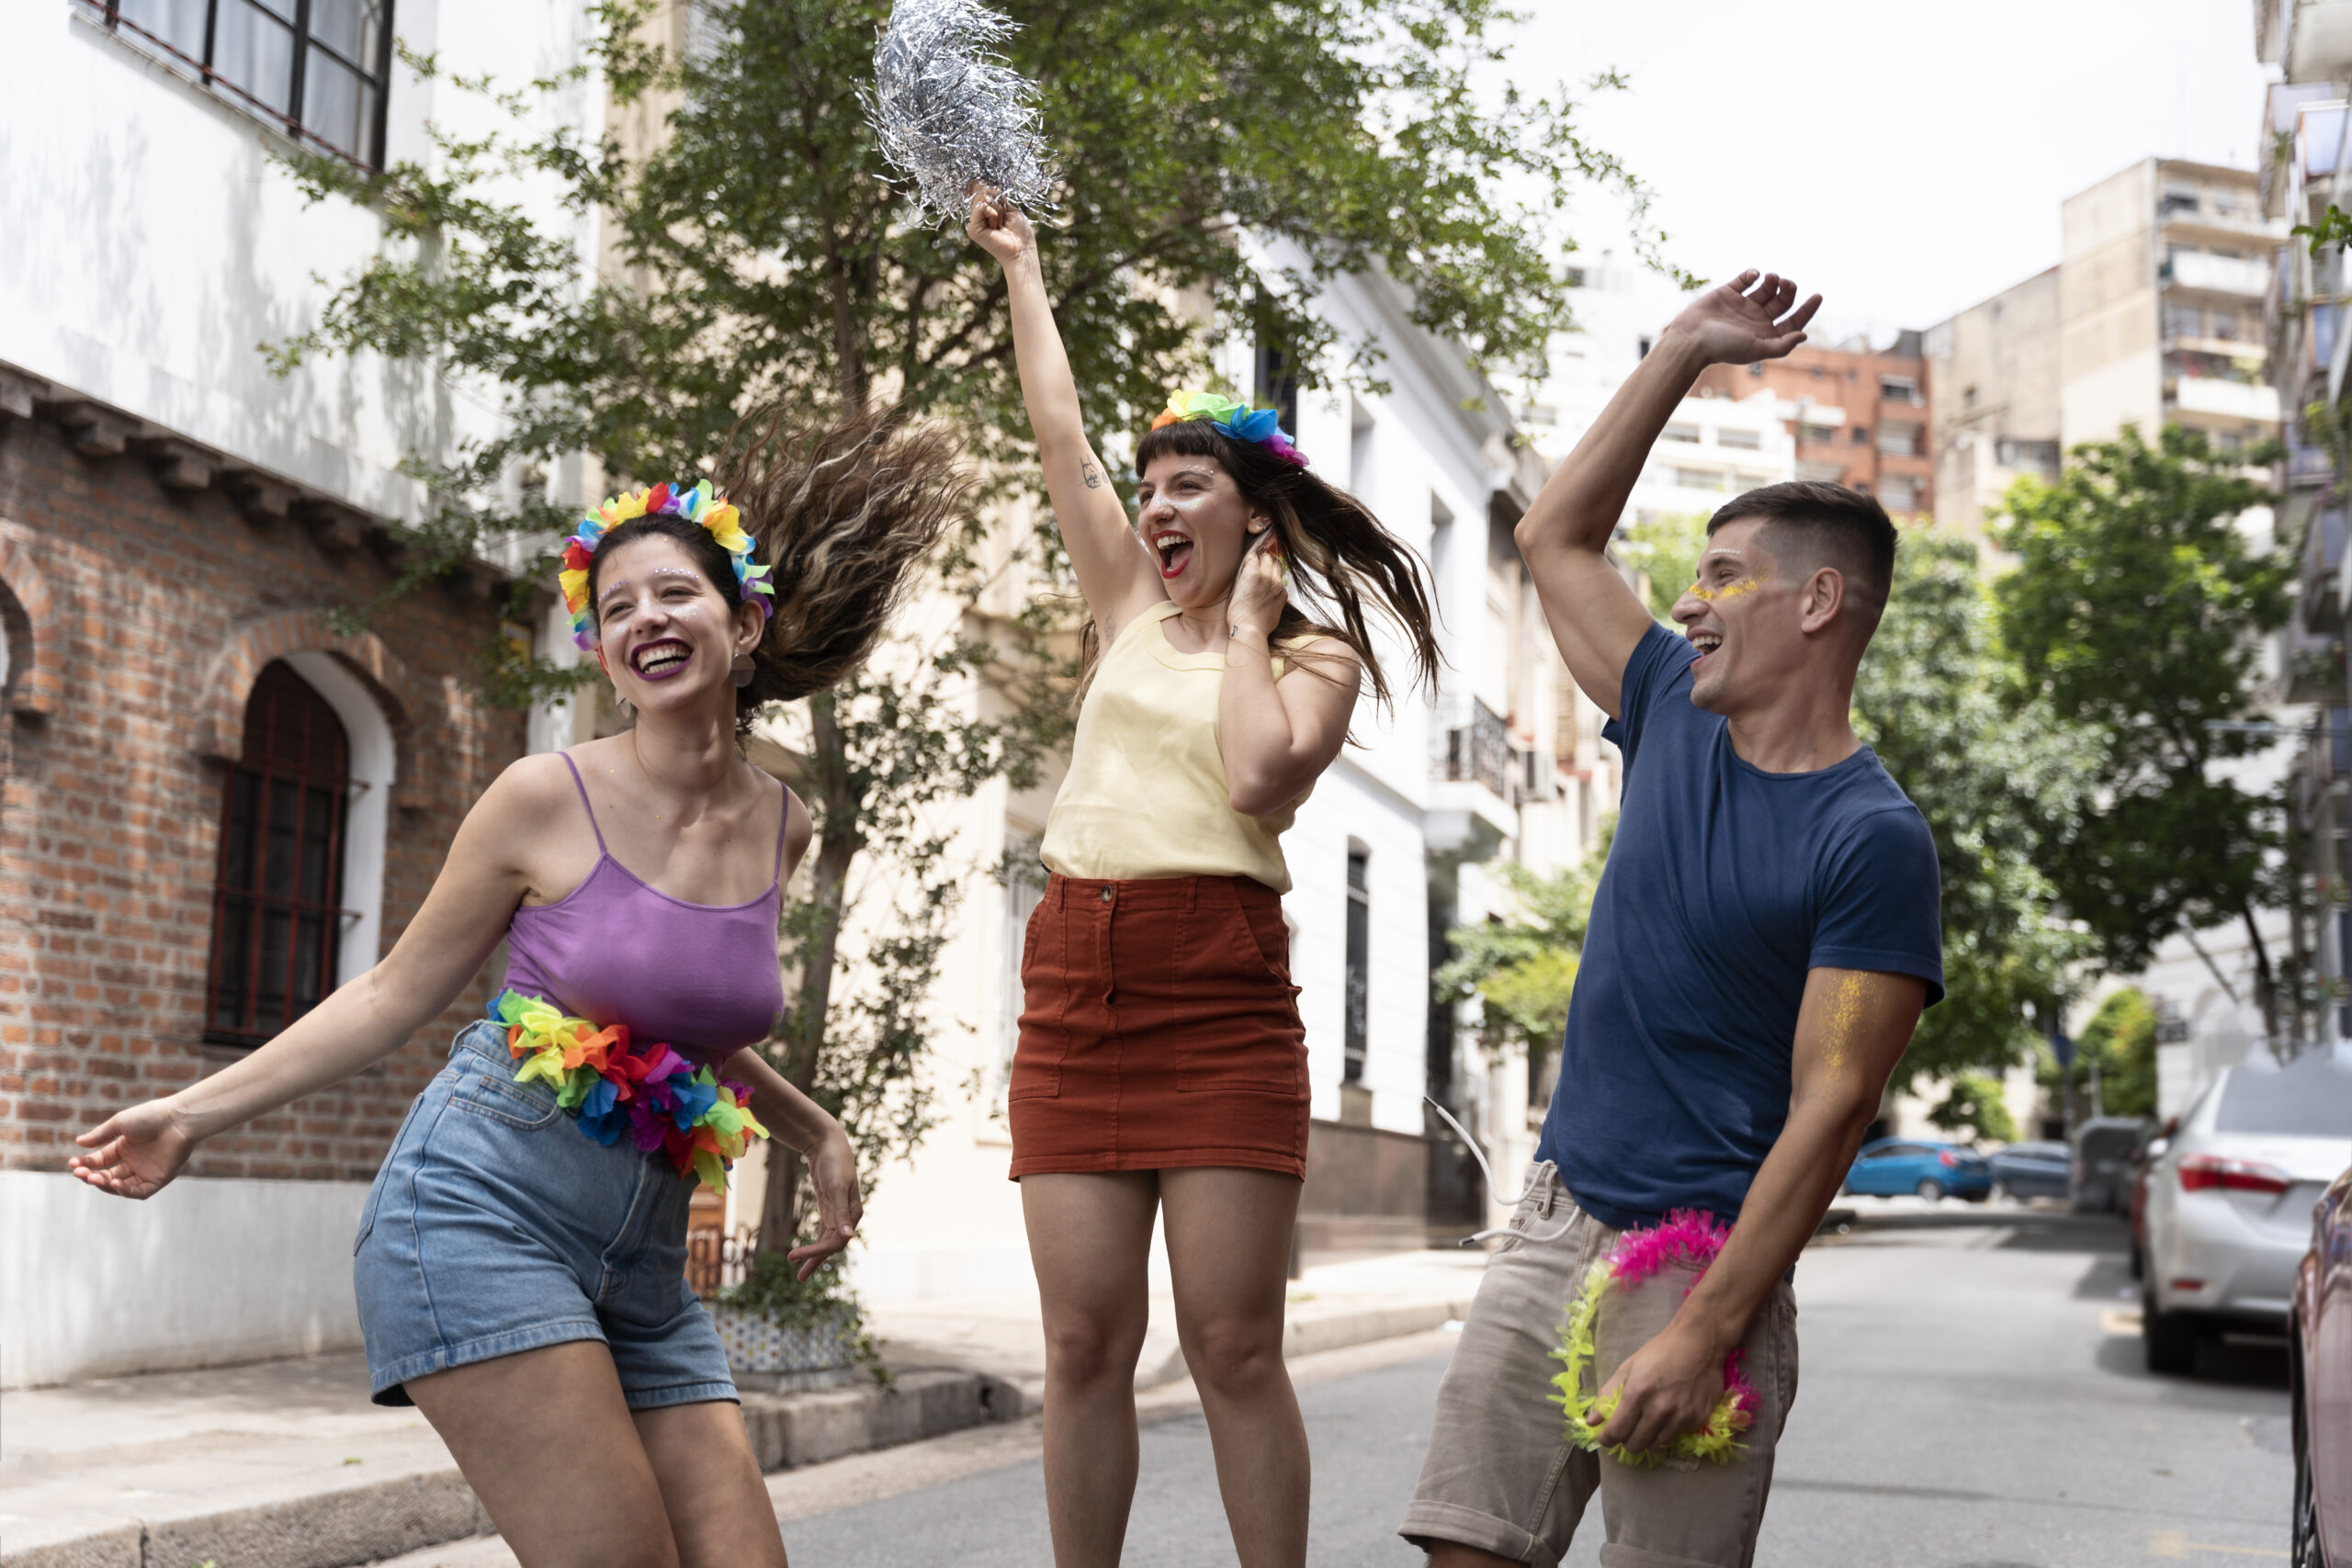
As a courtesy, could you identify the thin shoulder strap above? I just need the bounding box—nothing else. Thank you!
[557,751,610,856]
[772,781,793,883]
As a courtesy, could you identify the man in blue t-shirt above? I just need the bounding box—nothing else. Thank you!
[1403,272,1943,1568]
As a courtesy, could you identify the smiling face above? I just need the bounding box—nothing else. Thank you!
[1672,517,1799,715]
[1136,451,1268,607]
[590,533,760,716]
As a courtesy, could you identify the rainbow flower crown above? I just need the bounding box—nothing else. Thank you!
[1151,389,1309,468]
[559,480,774,652]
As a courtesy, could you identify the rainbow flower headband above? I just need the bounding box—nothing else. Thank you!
[560,480,774,652]
[1151,389,1309,468]
[1551,1211,1759,1466]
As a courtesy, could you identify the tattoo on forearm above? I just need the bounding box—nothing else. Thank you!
[1081,460,1104,489]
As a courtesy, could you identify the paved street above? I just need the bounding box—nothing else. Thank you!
[379,1206,2293,1568]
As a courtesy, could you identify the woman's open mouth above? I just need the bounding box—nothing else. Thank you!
[631,639,693,681]
[1153,529,1194,581]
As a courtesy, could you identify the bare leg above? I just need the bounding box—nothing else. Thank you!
[1022,1170,1161,1568]
[1160,1167,1308,1568]
[403,1340,695,1568]
[1425,1546,1527,1567]
[634,1400,790,1568]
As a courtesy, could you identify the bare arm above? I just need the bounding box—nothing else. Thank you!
[1219,538,1362,816]
[1596,965,1926,1453]
[967,190,1163,637]
[68,757,570,1197]
[1516,272,1820,717]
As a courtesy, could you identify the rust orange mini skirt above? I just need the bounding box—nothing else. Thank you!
[1009,874,1308,1180]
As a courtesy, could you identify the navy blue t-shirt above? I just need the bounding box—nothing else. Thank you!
[1534,623,1945,1231]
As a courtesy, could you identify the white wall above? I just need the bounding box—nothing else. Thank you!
[0,0,596,517]
[2,1171,368,1387]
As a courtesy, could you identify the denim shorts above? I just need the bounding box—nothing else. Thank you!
[353,1019,737,1409]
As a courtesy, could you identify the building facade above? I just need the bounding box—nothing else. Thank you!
[1690,335,1935,517]
[0,1,601,1385]
[1925,269,2063,538]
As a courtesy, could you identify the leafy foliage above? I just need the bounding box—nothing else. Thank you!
[1437,821,1611,1055]
[2064,987,2159,1121]
[1617,510,1706,622]
[1923,1069,2018,1145]
[1855,529,2094,1091]
[269,0,1655,1255]
[1993,424,2293,1032]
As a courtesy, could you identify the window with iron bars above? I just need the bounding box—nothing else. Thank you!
[80,0,395,169]
[205,661,350,1047]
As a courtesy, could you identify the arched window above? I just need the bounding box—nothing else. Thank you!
[205,661,351,1045]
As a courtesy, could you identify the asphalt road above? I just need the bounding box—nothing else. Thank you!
[763,1206,2295,1568]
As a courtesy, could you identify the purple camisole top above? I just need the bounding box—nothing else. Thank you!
[501,752,787,1067]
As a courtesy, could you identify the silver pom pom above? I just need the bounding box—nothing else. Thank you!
[866,0,1059,228]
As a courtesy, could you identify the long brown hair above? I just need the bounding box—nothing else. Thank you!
[1094,418,1441,709]
[585,403,971,731]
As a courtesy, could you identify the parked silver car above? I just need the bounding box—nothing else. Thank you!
[2142,1050,2352,1375]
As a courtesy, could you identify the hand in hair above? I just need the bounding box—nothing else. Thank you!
[1665,270,1822,367]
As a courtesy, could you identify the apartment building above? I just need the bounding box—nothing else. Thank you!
[1686,335,1934,517]
[2239,0,2352,1083]
[2059,159,2284,455]
[0,3,613,1385]
[1924,270,2063,536]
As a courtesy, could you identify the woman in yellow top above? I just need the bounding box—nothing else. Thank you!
[969,190,1441,1568]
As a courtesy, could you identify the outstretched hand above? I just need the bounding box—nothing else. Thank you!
[70,1100,197,1200]
[1666,271,1822,367]
[967,184,1036,270]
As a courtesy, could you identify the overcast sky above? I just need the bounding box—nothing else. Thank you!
[1509,0,2277,345]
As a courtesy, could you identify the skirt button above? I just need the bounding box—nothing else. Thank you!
[1099,886,1114,904]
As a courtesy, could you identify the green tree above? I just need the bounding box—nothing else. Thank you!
[1855,529,2095,1090]
[1617,510,1707,621]
[1924,1069,2018,1145]
[1438,820,1611,1066]
[272,0,1657,1254]
[1994,424,2294,1039]
[2065,987,2160,1121]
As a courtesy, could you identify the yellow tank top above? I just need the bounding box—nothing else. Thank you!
[1041,601,1317,893]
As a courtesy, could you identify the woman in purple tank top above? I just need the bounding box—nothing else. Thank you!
[67,405,969,1566]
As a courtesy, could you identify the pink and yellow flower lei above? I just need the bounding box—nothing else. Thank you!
[559,479,774,653]
[491,989,768,1194]
[1550,1210,1760,1466]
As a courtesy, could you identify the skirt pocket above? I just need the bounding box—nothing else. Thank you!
[1011,898,1070,1101]
[1177,888,1306,1096]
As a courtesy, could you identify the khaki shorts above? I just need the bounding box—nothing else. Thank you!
[1399,1163,1799,1568]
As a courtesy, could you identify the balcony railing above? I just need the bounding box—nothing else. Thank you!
[1433,695,1512,801]
[2170,375,2282,423]
[2164,252,2277,298]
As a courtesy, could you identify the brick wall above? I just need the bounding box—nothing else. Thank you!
[1694,342,1937,515]
[0,413,526,1179]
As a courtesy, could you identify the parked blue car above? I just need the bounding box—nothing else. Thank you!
[1843,1138,1993,1202]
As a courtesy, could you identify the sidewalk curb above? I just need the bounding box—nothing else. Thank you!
[3,1297,1471,1568]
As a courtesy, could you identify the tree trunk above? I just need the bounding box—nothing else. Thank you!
[757,689,865,1255]
[2240,898,2282,1052]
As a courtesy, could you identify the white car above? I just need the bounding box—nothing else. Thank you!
[2141,1049,2352,1375]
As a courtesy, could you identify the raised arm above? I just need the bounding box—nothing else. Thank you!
[67,759,560,1198]
[1516,271,1820,716]
[1595,964,1924,1454]
[967,190,1163,637]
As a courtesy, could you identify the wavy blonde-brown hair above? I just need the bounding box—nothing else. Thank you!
[584,403,971,730]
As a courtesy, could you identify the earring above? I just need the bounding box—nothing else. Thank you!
[730,653,755,690]
[612,692,632,719]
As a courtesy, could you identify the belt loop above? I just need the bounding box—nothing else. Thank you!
[1539,1168,1556,1218]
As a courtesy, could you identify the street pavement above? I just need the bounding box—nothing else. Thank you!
[375,1202,2294,1568]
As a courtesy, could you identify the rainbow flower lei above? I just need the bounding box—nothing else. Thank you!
[490,989,768,1194]
[1150,389,1310,468]
[559,480,774,653]
[1550,1210,1760,1467]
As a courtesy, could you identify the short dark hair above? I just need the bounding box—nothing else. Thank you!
[1706,480,1896,633]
